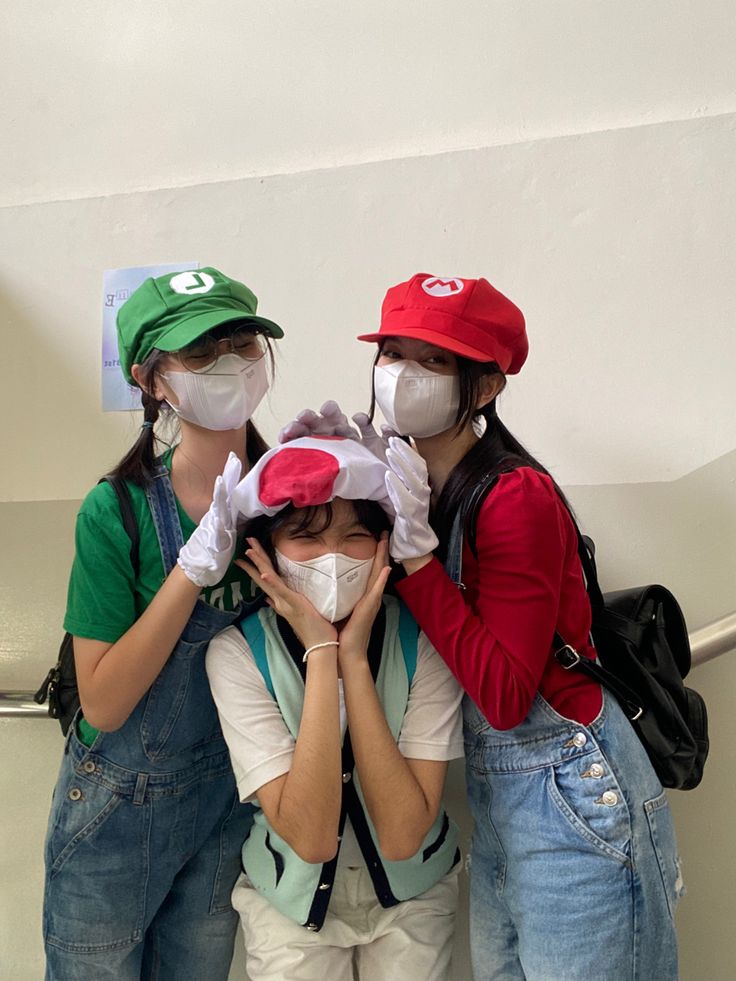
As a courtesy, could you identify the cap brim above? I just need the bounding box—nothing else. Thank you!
[356,326,493,363]
[155,310,284,352]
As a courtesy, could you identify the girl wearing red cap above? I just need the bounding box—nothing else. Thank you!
[205,437,464,981]
[283,274,682,980]
[43,268,283,981]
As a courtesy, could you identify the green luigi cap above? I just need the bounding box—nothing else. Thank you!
[117,267,285,384]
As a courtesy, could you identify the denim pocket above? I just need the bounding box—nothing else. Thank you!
[44,772,149,951]
[644,791,683,919]
[47,782,124,878]
[548,757,632,866]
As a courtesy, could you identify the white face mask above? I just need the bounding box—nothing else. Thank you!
[275,549,374,623]
[373,361,460,438]
[161,353,268,431]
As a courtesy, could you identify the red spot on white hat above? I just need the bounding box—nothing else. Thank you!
[421,277,464,297]
[259,448,340,508]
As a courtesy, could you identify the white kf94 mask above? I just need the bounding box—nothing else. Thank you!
[275,549,374,623]
[162,353,268,431]
[373,361,460,438]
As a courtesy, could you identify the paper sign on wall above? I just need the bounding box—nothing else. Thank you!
[102,262,199,411]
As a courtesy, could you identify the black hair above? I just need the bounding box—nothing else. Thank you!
[109,322,273,485]
[243,499,392,568]
[368,342,572,553]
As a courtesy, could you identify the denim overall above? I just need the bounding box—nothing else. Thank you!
[445,507,682,981]
[44,466,256,981]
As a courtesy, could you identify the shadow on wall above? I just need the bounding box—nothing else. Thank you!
[567,446,736,626]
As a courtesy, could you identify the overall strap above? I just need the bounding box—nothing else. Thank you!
[444,471,504,586]
[144,461,185,574]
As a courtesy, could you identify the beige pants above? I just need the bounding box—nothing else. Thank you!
[232,864,460,981]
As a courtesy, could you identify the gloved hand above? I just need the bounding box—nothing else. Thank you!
[177,452,242,588]
[384,438,439,562]
[278,401,360,443]
[351,412,398,465]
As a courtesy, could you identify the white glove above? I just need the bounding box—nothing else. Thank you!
[351,413,398,465]
[384,438,439,562]
[177,452,242,588]
[278,401,361,443]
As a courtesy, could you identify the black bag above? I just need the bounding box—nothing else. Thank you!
[553,537,709,790]
[465,473,709,791]
[34,476,140,735]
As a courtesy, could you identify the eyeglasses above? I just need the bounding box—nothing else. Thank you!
[176,327,268,373]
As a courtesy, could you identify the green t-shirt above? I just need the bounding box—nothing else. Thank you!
[64,450,259,744]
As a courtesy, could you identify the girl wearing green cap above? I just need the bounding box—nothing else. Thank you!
[43,268,284,981]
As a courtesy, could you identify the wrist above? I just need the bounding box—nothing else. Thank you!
[173,560,206,593]
[303,641,340,666]
[401,554,434,576]
[299,624,339,650]
[338,649,370,675]
[302,640,340,662]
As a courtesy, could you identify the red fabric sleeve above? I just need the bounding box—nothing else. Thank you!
[396,468,588,730]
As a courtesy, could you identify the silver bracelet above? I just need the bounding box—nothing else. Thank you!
[302,641,340,663]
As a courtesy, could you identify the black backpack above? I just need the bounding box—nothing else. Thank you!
[465,473,709,791]
[34,476,140,735]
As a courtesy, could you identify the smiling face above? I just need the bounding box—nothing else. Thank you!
[271,497,381,563]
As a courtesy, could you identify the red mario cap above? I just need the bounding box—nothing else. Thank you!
[230,437,395,521]
[357,273,528,374]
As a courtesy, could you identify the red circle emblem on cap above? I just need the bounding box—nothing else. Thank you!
[259,448,340,508]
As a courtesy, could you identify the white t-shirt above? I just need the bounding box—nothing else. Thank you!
[206,621,464,866]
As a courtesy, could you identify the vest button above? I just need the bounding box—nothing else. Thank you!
[572,732,587,748]
[68,788,83,802]
[82,760,96,774]
[342,772,351,784]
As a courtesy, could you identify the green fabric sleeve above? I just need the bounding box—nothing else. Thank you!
[63,482,140,644]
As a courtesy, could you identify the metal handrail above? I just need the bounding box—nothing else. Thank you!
[0,691,49,718]
[1,611,735,719]
[690,611,736,668]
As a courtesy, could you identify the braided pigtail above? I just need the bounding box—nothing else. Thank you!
[109,351,171,486]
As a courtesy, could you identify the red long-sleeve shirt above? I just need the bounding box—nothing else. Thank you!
[396,467,602,730]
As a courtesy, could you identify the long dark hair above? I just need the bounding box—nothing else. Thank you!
[110,325,273,485]
[368,346,571,549]
[243,499,392,568]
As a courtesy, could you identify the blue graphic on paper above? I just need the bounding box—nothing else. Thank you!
[102,262,198,411]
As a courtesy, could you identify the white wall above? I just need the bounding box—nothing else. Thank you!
[1,2,735,978]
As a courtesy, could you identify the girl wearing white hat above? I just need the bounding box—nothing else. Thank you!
[205,436,464,981]
[282,273,682,981]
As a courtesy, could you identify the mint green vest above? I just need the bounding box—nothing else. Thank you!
[239,596,459,930]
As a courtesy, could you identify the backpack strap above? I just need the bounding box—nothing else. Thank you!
[552,632,644,721]
[32,475,141,726]
[552,523,644,721]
